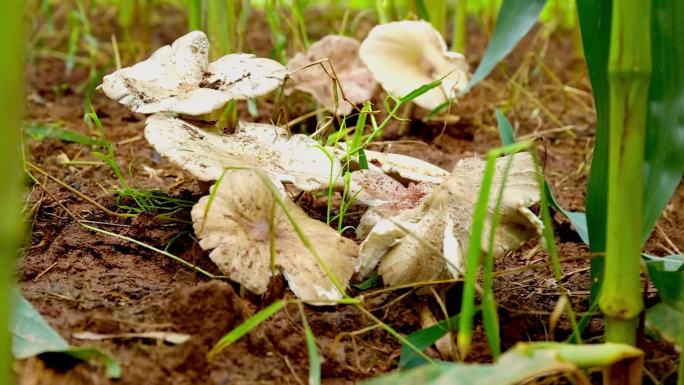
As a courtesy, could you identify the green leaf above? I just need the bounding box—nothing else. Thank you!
[299,306,321,385]
[576,0,612,300]
[646,256,684,312]
[641,0,684,241]
[24,122,107,147]
[11,290,121,378]
[11,290,69,358]
[495,109,516,146]
[467,0,548,89]
[208,299,286,359]
[645,302,683,347]
[369,343,643,385]
[400,312,469,369]
[544,183,589,244]
[353,271,378,290]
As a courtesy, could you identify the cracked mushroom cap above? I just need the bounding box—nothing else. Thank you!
[356,152,543,286]
[287,35,377,115]
[100,31,286,115]
[349,170,434,240]
[359,20,469,110]
[144,114,341,191]
[192,169,358,302]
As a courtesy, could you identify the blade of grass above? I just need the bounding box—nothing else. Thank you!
[208,300,287,360]
[25,122,107,147]
[298,303,321,385]
[481,154,516,360]
[457,141,531,357]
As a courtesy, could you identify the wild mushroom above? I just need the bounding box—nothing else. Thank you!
[287,35,377,115]
[337,144,450,184]
[99,31,287,116]
[356,152,542,286]
[348,169,434,239]
[192,169,358,301]
[144,114,341,192]
[359,20,469,110]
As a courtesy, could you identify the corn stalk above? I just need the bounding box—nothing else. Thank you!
[598,0,651,347]
[0,1,24,383]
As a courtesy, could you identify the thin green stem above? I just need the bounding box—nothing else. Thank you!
[451,0,468,52]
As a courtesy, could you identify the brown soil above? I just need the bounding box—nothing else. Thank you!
[16,5,684,385]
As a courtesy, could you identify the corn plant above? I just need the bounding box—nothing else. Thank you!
[1,2,23,385]
[0,0,23,381]
[373,0,682,382]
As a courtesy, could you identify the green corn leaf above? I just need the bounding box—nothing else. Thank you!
[645,302,683,347]
[577,0,612,266]
[370,343,643,385]
[646,256,684,312]
[641,0,684,241]
[467,0,548,89]
[644,254,684,376]
[25,122,107,147]
[11,290,121,378]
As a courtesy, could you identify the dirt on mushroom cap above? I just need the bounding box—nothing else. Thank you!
[144,114,341,192]
[100,31,286,116]
[191,169,358,302]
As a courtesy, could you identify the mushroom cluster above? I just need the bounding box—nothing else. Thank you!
[99,29,541,304]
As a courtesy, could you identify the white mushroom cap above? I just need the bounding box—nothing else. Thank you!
[359,20,469,110]
[192,169,358,302]
[356,152,542,286]
[287,35,377,115]
[144,114,341,191]
[100,31,286,115]
[337,144,450,184]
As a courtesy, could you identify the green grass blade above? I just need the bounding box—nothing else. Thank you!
[457,141,531,357]
[25,122,106,146]
[208,300,287,360]
[298,304,321,385]
[482,155,516,360]
[466,0,547,89]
